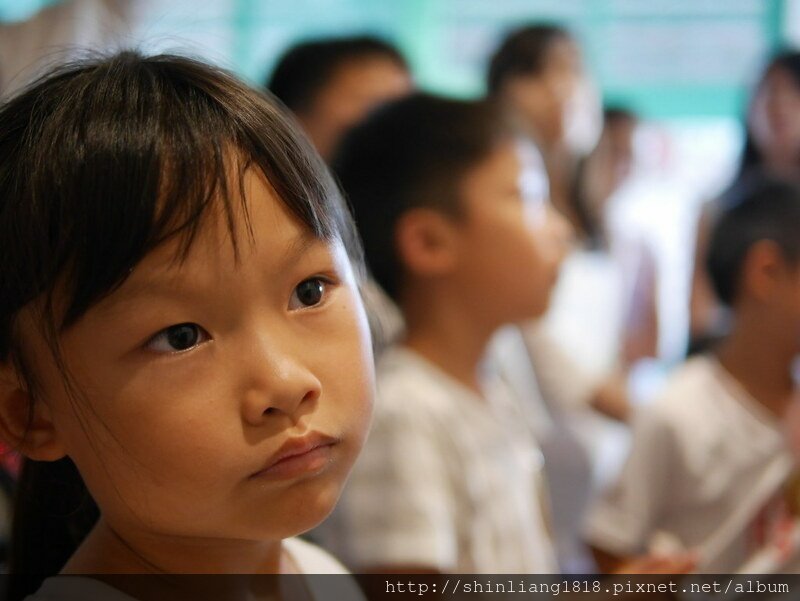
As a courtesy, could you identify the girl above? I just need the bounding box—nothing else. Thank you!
[0,51,374,598]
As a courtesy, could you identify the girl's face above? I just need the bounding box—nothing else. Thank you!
[749,66,800,170]
[17,169,374,544]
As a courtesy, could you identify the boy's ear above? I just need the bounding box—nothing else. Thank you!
[395,208,459,278]
[741,240,786,303]
[0,363,66,462]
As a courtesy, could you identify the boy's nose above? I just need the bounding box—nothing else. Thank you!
[240,343,322,426]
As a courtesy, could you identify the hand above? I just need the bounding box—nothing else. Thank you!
[614,552,697,574]
[784,389,800,461]
[591,372,631,422]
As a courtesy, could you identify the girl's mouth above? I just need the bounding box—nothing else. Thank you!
[249,432,339,480]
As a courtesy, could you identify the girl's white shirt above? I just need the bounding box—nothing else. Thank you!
[25,537,362,601]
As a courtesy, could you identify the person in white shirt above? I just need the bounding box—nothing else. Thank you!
[324,341,558,573]
[586,175,800,573]
[313,93,572,573]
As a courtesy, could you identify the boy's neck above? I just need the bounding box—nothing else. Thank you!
[715,310,796,418]
[401,286,498,395]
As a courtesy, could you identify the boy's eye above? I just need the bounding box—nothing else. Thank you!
[289,278,326,309]
[146,323,209,353]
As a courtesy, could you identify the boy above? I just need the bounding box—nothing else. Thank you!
[586,175,800,572]
[313,92,570,573]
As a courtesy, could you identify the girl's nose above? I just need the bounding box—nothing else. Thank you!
[240,344,322,426]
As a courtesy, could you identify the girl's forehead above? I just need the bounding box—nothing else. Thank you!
[96,176,329,310]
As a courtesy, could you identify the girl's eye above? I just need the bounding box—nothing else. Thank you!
[289,278,326,309]
[146,323,209,353]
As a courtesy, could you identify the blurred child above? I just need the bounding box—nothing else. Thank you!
[548,106,659,368]
[0,51,374,598]
[488,28,651,570]
[488,23,599,218]
[690,51,800,353]
[267,36,412,162]
[488,26,637,422]
[314,92,571,572]
[586,176,800,572]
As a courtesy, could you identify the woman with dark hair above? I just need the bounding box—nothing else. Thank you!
[689,50,800,353]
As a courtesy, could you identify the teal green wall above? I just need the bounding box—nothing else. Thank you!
[2,0,788,117]
[228,0,787,118]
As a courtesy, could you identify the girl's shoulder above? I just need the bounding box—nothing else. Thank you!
[25,541,354,601]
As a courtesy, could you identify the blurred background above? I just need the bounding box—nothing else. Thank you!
[0,0,797,365]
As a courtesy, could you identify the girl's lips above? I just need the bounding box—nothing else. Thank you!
[250,432,338,481]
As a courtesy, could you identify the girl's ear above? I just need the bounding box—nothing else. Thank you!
[395,208,459,279]
[0,363,66,461]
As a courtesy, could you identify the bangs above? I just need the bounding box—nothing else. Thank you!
[0,52,358,350]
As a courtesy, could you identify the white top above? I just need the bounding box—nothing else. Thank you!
[25,537,359,600]
[585,355,795,571]
[539,249,625,381]
[488,326,596,573]
[316,345,558,573]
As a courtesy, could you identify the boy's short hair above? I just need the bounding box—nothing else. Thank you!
[333,93,510,301]
[266,36,408,114]
[487,23,571,96]
[707,175,800,306]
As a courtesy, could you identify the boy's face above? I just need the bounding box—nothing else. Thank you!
[504,37,582,146]
[775,263,800,353]
[741,242,800,354]
[750,67,800,171]
[451,140,570,325]
[299,56,412,161]
[15,169,374,550]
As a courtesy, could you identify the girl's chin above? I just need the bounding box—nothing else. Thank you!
[264,483,343,537]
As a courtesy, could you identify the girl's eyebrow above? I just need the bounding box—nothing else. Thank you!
[91,231,328,317]
[279,231,322,269]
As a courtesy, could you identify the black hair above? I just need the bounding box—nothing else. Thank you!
[737,50,800,179]
[266,35,408,115]
[0,50,361,590]
[333,92,511,301]
[487,23,572,96]
[603,105,637,126]
[707,174,800,306]
[570,105,638,249]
